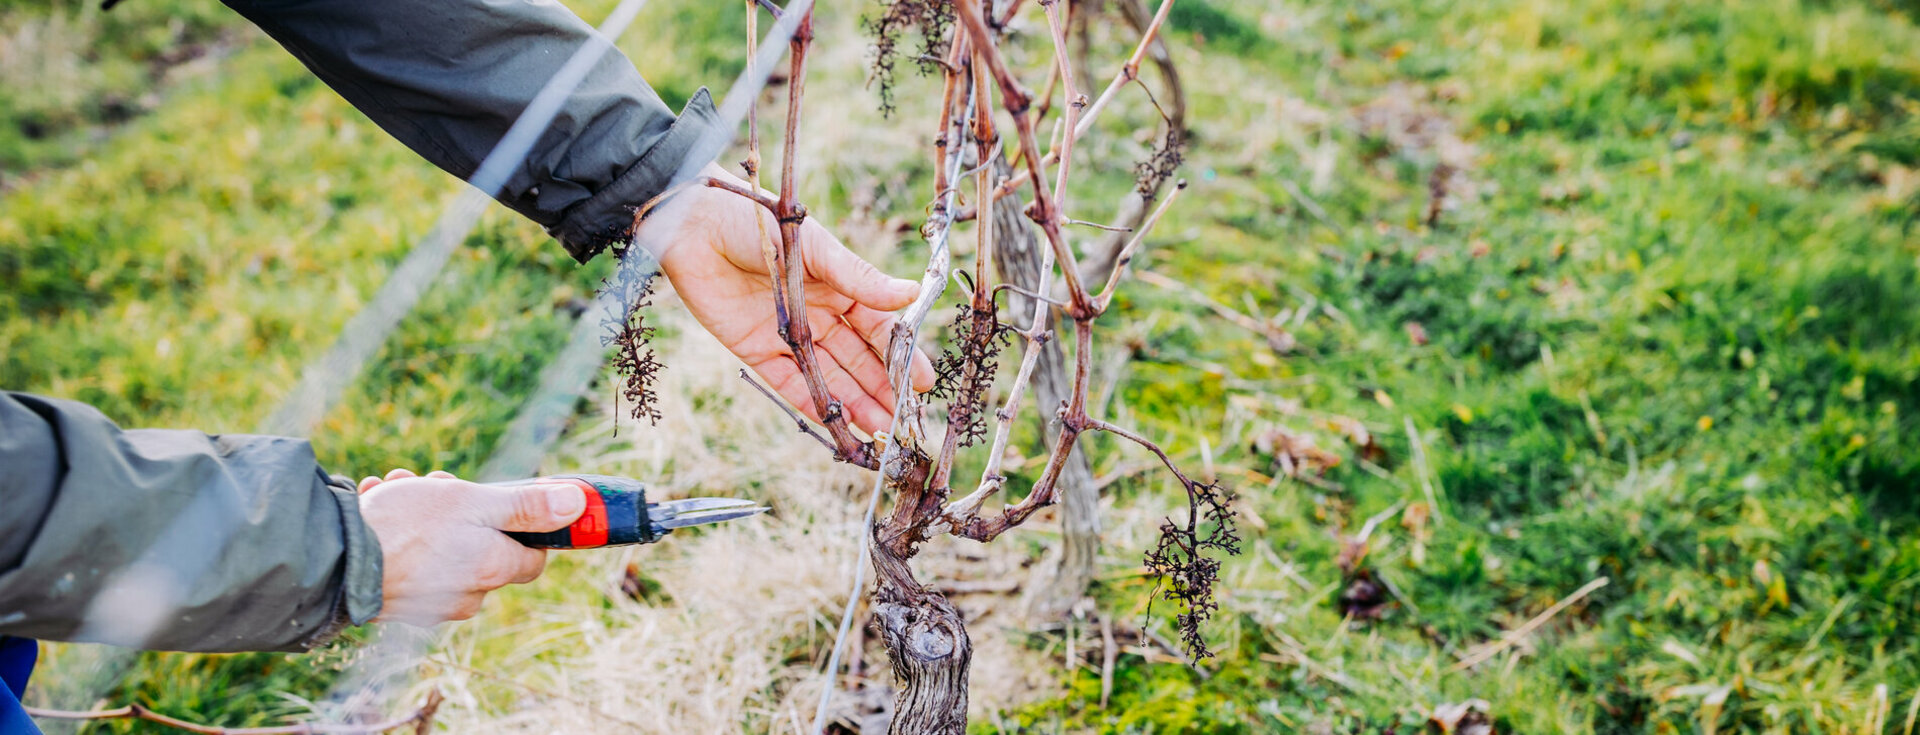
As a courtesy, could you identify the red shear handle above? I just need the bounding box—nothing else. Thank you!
[503,476,654,549]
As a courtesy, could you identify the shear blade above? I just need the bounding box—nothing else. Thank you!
[653,497,761,515]
[654,505,770,530]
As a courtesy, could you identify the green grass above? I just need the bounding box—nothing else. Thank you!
[987,0,1920,732]
[0,0,235,174]
[1,3,631,727]
[4,0,1919,731]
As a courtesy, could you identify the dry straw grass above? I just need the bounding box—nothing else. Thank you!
[393,14,1193,729]
[418,296,1075,732]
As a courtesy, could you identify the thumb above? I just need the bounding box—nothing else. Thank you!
[801,221,918,311]
[474,483,589,533]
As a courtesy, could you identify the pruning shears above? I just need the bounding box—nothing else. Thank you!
[491,474,768,549]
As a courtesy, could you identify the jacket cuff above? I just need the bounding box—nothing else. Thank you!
[329,475,384,625]
[300,474,383,649]
[549,87,721,263]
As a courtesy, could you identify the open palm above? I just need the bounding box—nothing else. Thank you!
[648,165,935,435]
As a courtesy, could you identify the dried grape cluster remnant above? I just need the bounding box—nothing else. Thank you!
[605,246,664,427]
[861,0,956,116]
[929,302,1007,449]
[1144,479,1241,660]
[1134,127,1185,197]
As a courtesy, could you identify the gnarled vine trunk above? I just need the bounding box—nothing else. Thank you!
[866,450,972,735]
[678,1,1229,731]
[873,591,972,735]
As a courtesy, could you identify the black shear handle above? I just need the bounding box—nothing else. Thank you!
[497,476,658,549]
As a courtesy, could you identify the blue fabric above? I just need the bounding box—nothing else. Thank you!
[0,637,40,735]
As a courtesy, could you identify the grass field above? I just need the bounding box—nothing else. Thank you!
[3,0,1919,732]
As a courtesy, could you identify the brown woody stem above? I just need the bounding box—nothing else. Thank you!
[1040,0,1082,215]
[931,36,970,199]
[952,318,1092,542]
[739,368,837,453]
[1077,0,1177,139]
[947,0,1179,224]
[25,691,443,735]
[928,48,1005,495]
[953,0,1093,317]
[765,8,873,468]
[1093,179,1187,313]
[702,176,781,213]
[1085,417,1198,488]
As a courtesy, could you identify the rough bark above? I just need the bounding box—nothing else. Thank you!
[869,446,973,734]
[987,156,1101,617]
[873,591,972,735]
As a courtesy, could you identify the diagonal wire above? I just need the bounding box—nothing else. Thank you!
[467,4,918,731]
[477,0,819,481]
[808,54,975,735]
[259,0,657,439]
[809,453,888,734]
[43,0,826,726]
[74,0,659,664]
[321,0,829,720]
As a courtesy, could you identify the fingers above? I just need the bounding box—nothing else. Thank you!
[361,467,419,493]
[817,317,898,409]
[816,349,895,434]
[482,545,548,588]
[910,346,936,394]
[359,468,455,493]
[799,219,919,312]
[470,483,590,533]
[748,351,893,435]
[844,305,938,393]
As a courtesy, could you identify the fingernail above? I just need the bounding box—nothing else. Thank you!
[893,278,918,294]
[546,486,586,519]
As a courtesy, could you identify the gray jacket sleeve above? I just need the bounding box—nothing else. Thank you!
[0,392,383,652]
[219,0,722,262]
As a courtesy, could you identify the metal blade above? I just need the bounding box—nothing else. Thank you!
[653,505,770,530]
[652,497,761,515]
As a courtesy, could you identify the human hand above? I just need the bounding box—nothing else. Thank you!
[646,162,936,434]
[355,468,586,626]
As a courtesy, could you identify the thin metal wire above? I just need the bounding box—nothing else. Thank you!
[808,435,890,734]
[807,71,978,735]
[476,0,819,481]
[260,0,656,439]
[320,0,827,721]
[38,0,827,726]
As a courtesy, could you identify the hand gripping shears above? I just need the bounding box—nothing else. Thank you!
[492,474,768,549]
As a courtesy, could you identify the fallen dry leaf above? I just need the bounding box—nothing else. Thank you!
[1328,415,1388,465]
[1429,699,1495,735]
[1251,425,1342,478]
[1339,571,1393,620]
[1405,321,1430,346]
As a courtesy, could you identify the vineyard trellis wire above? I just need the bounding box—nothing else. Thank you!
[36,0,1235,732]
[621,0,1238,730]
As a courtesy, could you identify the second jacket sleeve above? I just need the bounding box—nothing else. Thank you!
[220,0,720,262]
[0,392,383,653]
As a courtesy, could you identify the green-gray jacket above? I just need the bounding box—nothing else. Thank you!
[0,0,715,651]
